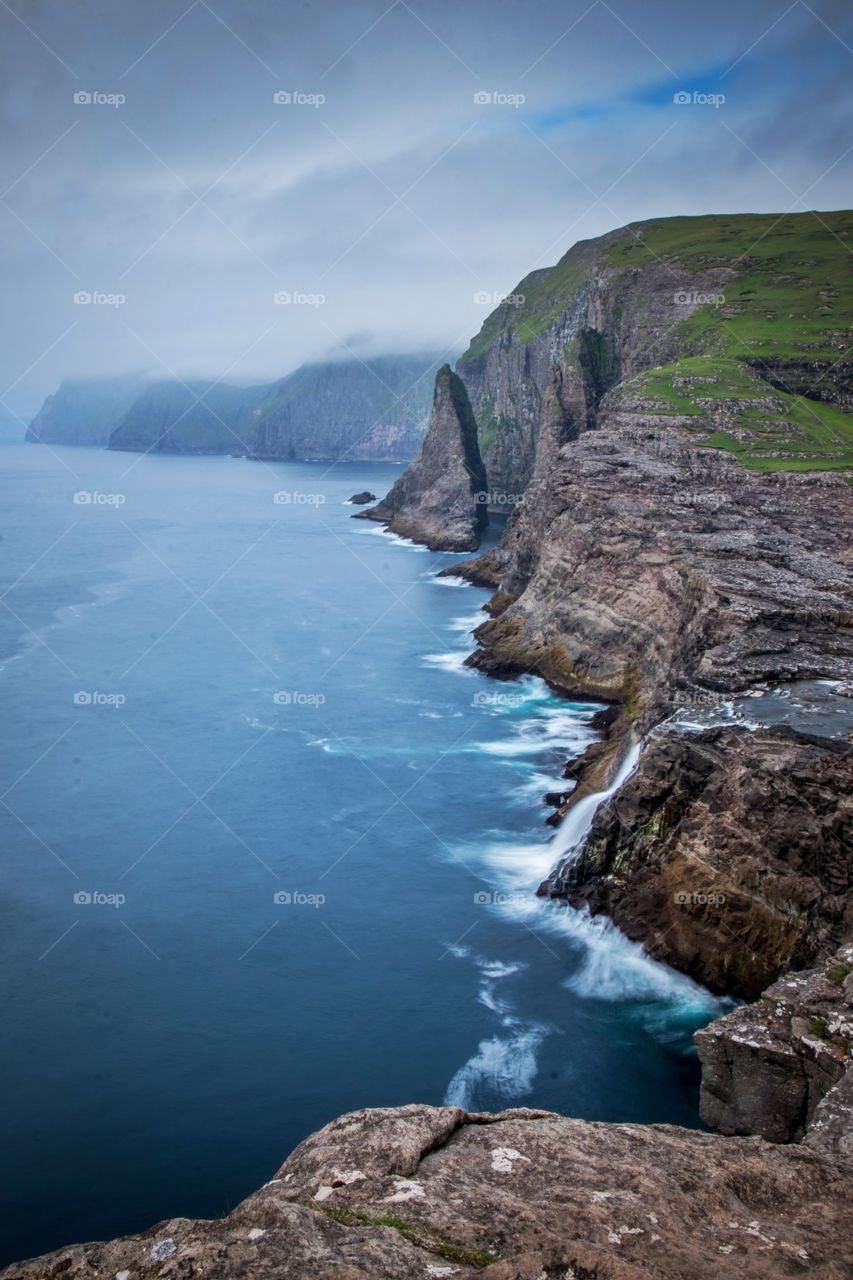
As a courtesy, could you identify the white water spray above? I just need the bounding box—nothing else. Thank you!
[549,740,642,861]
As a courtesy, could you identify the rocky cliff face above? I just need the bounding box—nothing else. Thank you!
[357,364,488,551]
[697,944,853,1145]
[30,355,442,460]
[454,211,853,511]
[26,375,144,446]
[249,354,443,462]
[109,379,268,453]
[463,390,852,712]
[553,723,852,998]
[441,213,853,1013]
[7,1096,853,1280]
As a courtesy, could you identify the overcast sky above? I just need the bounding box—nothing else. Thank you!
[1,0,851,427]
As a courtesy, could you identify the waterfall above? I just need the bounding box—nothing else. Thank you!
[548,738,642,867]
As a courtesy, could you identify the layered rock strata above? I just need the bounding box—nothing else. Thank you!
[356,364,488,551]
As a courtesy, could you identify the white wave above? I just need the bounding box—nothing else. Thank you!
[509,769,573,802]
[476,959,523,979]
[429,574,472,588]
[444,943,471,960]
[444,1025,546,1108]
[363,525,430,551]
[421,651,475,676]
[447,610,487,634]
[479,984,511,1014]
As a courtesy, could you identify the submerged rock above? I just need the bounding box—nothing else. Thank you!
[355,364,488,551]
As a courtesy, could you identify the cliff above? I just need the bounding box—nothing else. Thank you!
[11,212,852,1278]
[29,355,443,461]
[455,210,853,508]
[249,354,444,462]
[558,724,852,998]
[6,1076,852,1279]
[26,375,144,446]
[109,379,269,453]
[356,363,488,550]
[697,944,853,1145]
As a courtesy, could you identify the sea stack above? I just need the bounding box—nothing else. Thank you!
[355,363,488,551]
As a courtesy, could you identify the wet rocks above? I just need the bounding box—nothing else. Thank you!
[548,724,852,998]
[348,491,376,504]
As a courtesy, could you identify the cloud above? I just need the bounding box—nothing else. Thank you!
[0,0,850,424]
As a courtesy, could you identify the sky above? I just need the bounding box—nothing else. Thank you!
[0,0,851,428]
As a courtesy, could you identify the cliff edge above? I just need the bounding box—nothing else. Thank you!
[356,363,488,551]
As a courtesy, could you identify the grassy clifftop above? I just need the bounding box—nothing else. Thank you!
[461,210,853,473]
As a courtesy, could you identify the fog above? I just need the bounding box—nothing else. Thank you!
[1,0,851,430]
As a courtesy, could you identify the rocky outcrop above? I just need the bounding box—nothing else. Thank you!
[109,379,268,453]
[6,1101,853,1280]
[249,354,442,462]
[26,375,144,446]
[465,404,852,714]
[348,491,376,504]
[696,945,853,1143]
[546,724,853,998]
[356,364,488,551]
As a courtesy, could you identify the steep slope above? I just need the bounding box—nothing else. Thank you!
[109,380,269,453]
[456,210,853,506]
[355,363,488,550]
[441,211,853,1002]
[26,375,144,447]
[249,353,444,462]
[31,354,444,460]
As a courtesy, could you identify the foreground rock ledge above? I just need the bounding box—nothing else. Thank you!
[6,1102,852,1280]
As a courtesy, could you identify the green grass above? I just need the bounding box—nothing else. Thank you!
[308,1201,499,1269]
[459,210,853,474]
[609,211,853,361]
[632,355,853,473]
[461,210,853,363]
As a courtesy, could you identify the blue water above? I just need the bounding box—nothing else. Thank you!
[0,444,723,1265]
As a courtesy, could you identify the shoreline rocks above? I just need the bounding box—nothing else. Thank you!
[696,945,853,1144]
[543,723,852,998]
[355,364,488,552]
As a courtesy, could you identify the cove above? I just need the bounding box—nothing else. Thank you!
[0,444,723,1266]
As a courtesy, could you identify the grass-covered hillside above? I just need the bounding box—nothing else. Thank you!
[461,210,853,473]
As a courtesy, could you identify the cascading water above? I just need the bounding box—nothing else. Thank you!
[439,611,725,1108]
[549,739,642,862]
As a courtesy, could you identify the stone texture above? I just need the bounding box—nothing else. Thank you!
[464,392,852,713]
[546,723,853,998]
[357,364,488,551]
[5,1103,853,1280]
[696,945,853,1142]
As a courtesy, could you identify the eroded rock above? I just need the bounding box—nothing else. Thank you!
[355,365,488,551]
[5,1103,853,1279]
